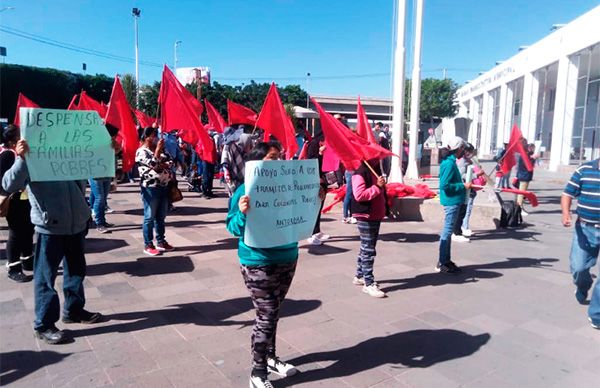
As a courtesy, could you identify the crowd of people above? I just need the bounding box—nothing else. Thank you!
[1,118,598,388]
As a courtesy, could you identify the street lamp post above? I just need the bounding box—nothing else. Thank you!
[132,7,141,108]
[174,40,182,72]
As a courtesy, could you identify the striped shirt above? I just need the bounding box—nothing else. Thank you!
[563,159,600,224]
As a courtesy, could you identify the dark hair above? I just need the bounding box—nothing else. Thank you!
[246,142,281,161]
[439,147,458,160]
[142,126,158,139]
[2,124,19,145]
[464,142,475,153]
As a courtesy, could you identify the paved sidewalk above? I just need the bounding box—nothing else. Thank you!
[0,170,598,387]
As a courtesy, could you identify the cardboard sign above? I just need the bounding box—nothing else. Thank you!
[244,159,320,248]
[20,108,115,181]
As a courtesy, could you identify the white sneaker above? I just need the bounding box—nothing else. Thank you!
[307,236,322,246]
[267,357,297,377]
[521,210,529,217]
[362,283,386,298]
[249,375,274,388]
[461,228,473,237]
[316,233,330,241]
[342,217,350,224]
[451,234,470,243]
[352,276,365,285]
[349,217,358,224]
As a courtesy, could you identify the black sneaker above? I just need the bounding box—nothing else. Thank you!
[435,263,459,274]
[62,309,103,324]
[35,326,69,344]
[21,256,34,271]
[8,271,33,283]
[447,261,462,273]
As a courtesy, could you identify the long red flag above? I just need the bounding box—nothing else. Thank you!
[204,99,226,133]
[105,76,139,173]
[227,99,257,126]
[14,93,40,125]
[356,96,377,144]
[500,124,533,174]
[158,65,214,163]
[77,91,107,117]
[255,83,298,159]
[312,98,393,170]
[134,109,155,128]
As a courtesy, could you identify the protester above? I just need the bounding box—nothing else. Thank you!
[452,142,479,241]
[436,136,472,274]
[515,141,536,216]
[0,125,33,283]
[3,138,103,344]
[222,126,253,197]
[494,143,510,188]
[378,132,391,176]
[226,142,299,388]
[306,132,330,245]
[342,167,357,224]
[351,159,387,298]
[135,127,175,256]
[561,155,600,330]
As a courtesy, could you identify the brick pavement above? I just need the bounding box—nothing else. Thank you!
[0,169,598,387]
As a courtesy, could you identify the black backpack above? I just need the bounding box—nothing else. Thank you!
[499,200,522,228]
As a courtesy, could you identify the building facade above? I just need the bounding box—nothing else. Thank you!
[456,5,600,170]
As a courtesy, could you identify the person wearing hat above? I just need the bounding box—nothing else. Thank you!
[222,126,253,197]
[436,136,472,274]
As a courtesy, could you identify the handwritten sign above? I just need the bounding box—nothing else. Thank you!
[244,159,320,248]
[20,108,115,182]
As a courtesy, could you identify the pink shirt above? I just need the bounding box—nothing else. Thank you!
[351,174,386,221]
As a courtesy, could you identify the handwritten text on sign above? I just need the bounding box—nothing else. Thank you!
[20,108,115,182]
[244,159,320,248]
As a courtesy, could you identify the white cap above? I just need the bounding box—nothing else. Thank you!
[446,136,464,151]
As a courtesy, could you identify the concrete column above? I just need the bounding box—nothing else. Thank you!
[502,84,514,143]
[496,84,508,149]
[550,55,579,171]
[520,72,537,142]
[389,0,407,183]
[468,97,479,144]
[479,91,492,157]
[526,72,540,142]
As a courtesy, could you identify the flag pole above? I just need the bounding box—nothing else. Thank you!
[362,160,380,180]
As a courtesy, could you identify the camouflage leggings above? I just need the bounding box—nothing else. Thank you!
[241,261,297,376]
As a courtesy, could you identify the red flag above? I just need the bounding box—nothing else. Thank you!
[227,99,257,126]
[67,94,79,110]
[134,109,156,128]
[105,76,139,173]
[204,99,226,133]
[255,83,298,159]
[158,65,214,163]
[356,96,377,144]
[312,98,393,170]
[77,91,107,117]
[14,93,40,125]
[500,124,533,174]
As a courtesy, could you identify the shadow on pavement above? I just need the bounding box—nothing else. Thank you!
[283,329,491,386]
[380,257,558,293]
[86,255,195,277]
[471,228,542,241]
[70,297,322,338]
[84,238,129,254]
[379,232,440,243]
[177,238,239,254]
[0,350,71,385]
[122,205,227,217]
[304,244,351,256]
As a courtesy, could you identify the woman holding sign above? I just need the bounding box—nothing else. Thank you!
[226,142,299,388]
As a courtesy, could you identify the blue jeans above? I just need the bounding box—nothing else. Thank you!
[461,193,476,230]
[89,178,111,225]
[570,221,600,324]
[141,186,169,246]
[343,170,354,218]
[439,204,461,265]
[34,232,87,331]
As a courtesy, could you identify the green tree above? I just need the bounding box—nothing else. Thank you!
[120,74,137,108]
[138,81,161,117]
[405,78,459,123]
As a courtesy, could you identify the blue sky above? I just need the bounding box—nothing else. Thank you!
[1,0,598,97]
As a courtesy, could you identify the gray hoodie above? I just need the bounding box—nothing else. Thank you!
[2,157,90,235]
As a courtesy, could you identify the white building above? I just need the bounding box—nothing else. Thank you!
[456,5,600,171]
